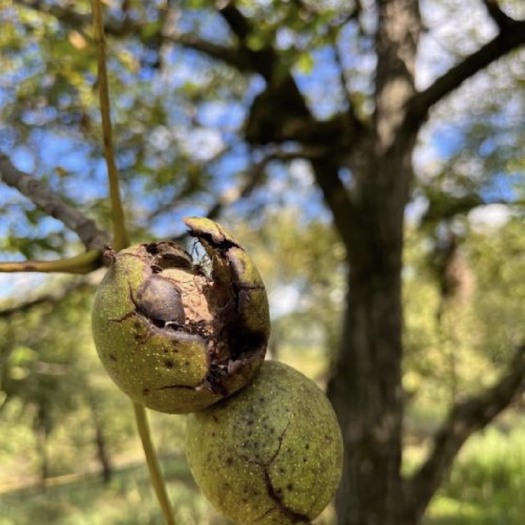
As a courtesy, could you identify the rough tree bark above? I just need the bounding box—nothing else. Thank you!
[325,1,421,523]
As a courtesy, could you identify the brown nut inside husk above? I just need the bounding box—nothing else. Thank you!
[91,217,270,413]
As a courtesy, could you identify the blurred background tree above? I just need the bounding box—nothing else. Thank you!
[1,1,525,524]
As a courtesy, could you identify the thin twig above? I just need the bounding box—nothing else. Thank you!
[92,0,129,251]
[330,28,354,113]
[0,251,102,274]
[91,3,175,524]
[133,403,176,525]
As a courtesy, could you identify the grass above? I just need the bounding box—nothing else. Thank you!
[0,452,336,525]
[3,425,523,525]
[0,347,338,525]
[425,423,525,525]
[0,455,221,525]
[1,346,524,525]
[2,418,525,525]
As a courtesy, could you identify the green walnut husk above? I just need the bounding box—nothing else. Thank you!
[91,217,270,414]
[186,360,343,525]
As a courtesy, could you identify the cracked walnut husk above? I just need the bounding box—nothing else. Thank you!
[186,361,343,525]
[91,217,270,414]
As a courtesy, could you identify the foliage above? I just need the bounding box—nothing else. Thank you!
[426,422,525,525]
[2,420,525,525]
[234,210,346,370]
[0,281,136,479]
[0,456,213,525]
[466,217,525,358]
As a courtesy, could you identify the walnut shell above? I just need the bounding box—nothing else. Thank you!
[91,218,270,414]
[186,361,343,524]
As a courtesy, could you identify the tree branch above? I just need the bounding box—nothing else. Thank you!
[0,295,54,318]
[206,149,324,217]
[215,1,276,80]
[332,34,354,113]
[404,19,525,135]
[204,152,280,221]
[14,0,131,35]
[0,251,102,274]
[0,154,109,251]
[93,0,129,251]
[217,1,251,42]
[14,0,263,76]
[220,1,362,240]
[167,33,254,72]
[403,346,525,522]
[310,157,355,250]
[419,189,484,227]
[15,0,87,25]
[482,0,515,31]
[166,149,322,242]
[16,0,365,153]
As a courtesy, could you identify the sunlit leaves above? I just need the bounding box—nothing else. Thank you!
[0,281,138,479]
[466,217,525,358]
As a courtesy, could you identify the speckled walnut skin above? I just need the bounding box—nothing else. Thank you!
[91,217,270,414]
[186,361,343,525]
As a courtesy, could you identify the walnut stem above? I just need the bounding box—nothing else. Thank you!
[92,0,129,251]
[133,403,176,525]
[0,251,101,274]
[92,2,175,524]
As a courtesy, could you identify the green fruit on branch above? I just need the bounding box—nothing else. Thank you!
[91,217,270,414]
[186,361,343,525]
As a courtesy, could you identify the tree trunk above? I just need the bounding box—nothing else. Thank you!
[329,270,404,525]
[94,416,113,484]
[37,426,50,485]
[326,0,420,520]
[88,399,113,484]
[35,408,52,486]
[327,153,411,525]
